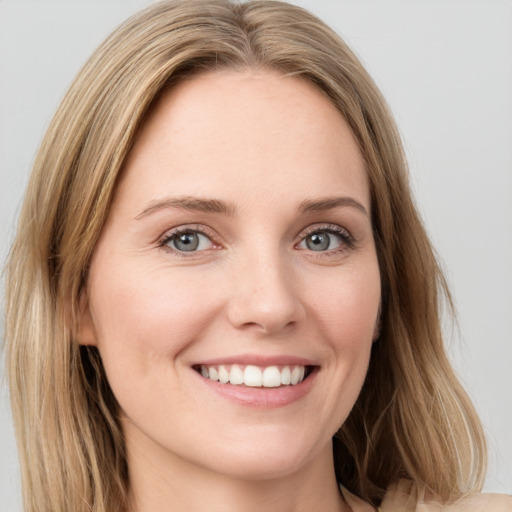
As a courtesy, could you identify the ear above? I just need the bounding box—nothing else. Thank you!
[74,292,98,346]
[372,324,380,342]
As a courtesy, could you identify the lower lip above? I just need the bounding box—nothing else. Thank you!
[195,368,318,408]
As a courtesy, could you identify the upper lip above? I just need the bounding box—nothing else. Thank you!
[191,354,319,367]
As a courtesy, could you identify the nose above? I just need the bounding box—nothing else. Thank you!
[227,250,305,335]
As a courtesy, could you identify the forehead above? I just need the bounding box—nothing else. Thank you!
[114,68,369,215]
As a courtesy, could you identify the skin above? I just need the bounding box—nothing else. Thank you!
[79,68,381,512]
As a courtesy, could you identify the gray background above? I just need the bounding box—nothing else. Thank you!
[1,0,511,509]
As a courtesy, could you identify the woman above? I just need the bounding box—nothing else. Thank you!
[4,1,511,511]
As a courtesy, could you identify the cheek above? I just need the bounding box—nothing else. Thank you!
[310,262,380,394]
[87,261,222,371]
[86,262,226,426]
[309,263,381,343]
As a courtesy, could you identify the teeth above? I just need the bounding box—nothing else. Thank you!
[229,364,244,385]
[198,364,309,388]
[280,366,291,385]
[262,366,281,387]
[290,366,301,385]
[244,365,263,387]
[218,365,230,384]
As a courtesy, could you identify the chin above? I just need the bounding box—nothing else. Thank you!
[195,428,331,482]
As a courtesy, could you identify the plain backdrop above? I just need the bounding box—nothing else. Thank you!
[1,0,511,509]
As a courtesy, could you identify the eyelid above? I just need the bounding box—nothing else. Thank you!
[158,224,221,256]
[295,223,355,253]
[156,222,355,258]
[299,223,351,238]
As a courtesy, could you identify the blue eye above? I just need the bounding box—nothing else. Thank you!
[164,230,213,252]
[298,227,351,252]
[307,232,330,251]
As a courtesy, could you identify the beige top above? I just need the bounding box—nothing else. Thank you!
[341,480,512,512]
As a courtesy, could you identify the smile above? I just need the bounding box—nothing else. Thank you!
[192,361,319,407]
[196,364,313,388]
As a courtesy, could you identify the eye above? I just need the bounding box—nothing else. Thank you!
[297,226,353,252]
[162,229,214,252]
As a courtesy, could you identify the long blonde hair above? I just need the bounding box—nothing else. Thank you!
[4,1,486,510]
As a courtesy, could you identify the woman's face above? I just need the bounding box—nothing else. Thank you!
[80,69,381,481]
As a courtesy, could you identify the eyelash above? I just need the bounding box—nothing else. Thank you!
[159,225,219,258]
[158,223,355,258]
[299,224,355,255]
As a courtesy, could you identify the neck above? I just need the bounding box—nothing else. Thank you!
[125,432,348,512]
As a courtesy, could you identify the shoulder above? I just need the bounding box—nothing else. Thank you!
[379,480,512,512]
[341,480,512,512]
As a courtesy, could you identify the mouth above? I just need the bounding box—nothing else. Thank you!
[192,364,317,388]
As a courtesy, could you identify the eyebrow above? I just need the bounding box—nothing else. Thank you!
[298,196,368,217]
[135,194,368,220]
[135,196,237,220]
